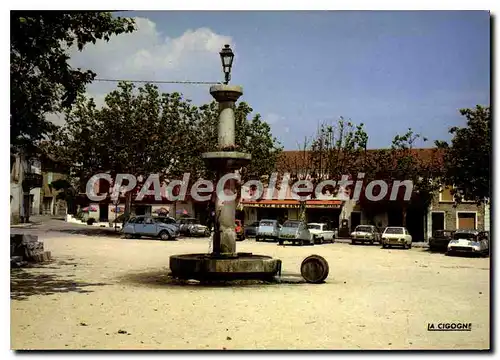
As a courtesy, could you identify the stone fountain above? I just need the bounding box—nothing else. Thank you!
[169,45,282,282]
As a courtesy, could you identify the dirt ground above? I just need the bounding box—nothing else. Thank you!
[11,232,490,350]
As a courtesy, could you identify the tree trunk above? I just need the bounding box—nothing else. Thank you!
[402,205,407,227]
[299,201,307,222]
[124,191,132,226]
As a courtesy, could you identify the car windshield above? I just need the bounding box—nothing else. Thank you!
[156,217,175,224]
[384,227,403,234]
[356,226,373,233]
[260,221,274,226]
[283,222,300,228]
[454,233,477,240]
[307,224,321,230]
[251,222,260,227]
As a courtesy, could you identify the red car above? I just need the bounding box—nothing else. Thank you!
[235,220,245,241]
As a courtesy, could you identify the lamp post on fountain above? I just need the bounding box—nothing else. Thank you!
[169,44,281,281]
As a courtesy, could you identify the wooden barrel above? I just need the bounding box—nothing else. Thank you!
[301,255,329,283]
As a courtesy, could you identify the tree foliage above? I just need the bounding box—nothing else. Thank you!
[360,129,443,226]
[11,11,135,156]
[279,118,368,221]
[48,82,282,216]
[435,105,491,204]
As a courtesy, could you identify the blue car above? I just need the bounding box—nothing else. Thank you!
[122,215,179,241]
[256,219,281,242]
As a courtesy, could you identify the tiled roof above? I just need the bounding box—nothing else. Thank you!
[277,148,445,172]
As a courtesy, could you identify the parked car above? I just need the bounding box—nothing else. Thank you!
[278,220,313,246]
[381,226,412,249]
[235,220,245,241]
[350,225,382,245]
[307,223,336,244]
[429,230,455,251]
[177,217,210,237]
[244,221,260,238]
[447,229,489,256]
[256,219,281,242]
[122,215,179,240]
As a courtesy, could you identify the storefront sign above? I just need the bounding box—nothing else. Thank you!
[244,203,300,209]
[306,204,341,209]
[243,203,342,209]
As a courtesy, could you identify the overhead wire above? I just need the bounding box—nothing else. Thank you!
[94,78,222,85]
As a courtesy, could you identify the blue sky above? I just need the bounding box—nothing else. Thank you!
[78,11,490,150]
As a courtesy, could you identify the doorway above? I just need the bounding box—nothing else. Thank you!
[350,212,361,232]
[99,204,109,222]
[431,212,445,235]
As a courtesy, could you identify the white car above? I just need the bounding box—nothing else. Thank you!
[307,223,336,244]
[447,229,489,256]
[381,227,412,249]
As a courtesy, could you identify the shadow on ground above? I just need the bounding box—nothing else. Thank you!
[47,228,123,238]
[119,269,308,289]
[11,268,109,301]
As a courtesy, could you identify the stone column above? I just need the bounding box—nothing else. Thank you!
[210,85,243,255]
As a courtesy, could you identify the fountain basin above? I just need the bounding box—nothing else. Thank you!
[169,253,281,281]
[202,151,252,170]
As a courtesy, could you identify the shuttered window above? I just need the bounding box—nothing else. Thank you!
[457,213,476,230]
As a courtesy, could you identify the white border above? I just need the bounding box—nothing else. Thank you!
[4,5,497,358]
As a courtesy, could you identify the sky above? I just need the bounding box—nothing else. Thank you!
[65,11,491,150]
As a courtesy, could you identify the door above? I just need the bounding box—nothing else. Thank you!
[133,217,145,234]
[99,204,109,222]
[432,212,445,235]
[457,213,476,230]
[350,212,361,232]
[142,217,158,236]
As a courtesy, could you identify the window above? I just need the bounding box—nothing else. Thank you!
[457,213,476,230]
[439,186,454,202]
[145,218,154,224]
[135,217,145,224]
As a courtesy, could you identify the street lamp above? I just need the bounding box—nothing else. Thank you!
[219,44,234,85]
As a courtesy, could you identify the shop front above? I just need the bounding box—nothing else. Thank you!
[241,199,343,224]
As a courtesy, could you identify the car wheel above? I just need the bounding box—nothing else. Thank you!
[351,240,356,245]
[299,239,304,246]
[370,239,374,245]
[256,237,260,242]
[408,243,412,249]
[278,239,284,245]
[159,230,171,241]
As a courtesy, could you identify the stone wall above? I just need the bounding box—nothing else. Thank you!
[429,194,485,231]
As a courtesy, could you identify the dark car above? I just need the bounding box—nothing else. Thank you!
[429,230,455,251]
[244,221,260,238]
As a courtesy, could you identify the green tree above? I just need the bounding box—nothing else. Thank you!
[11,11,135,157]
[435,105,491,204]
[49,82,282,221]
[360,129,443,227]
[279,117,368,222]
